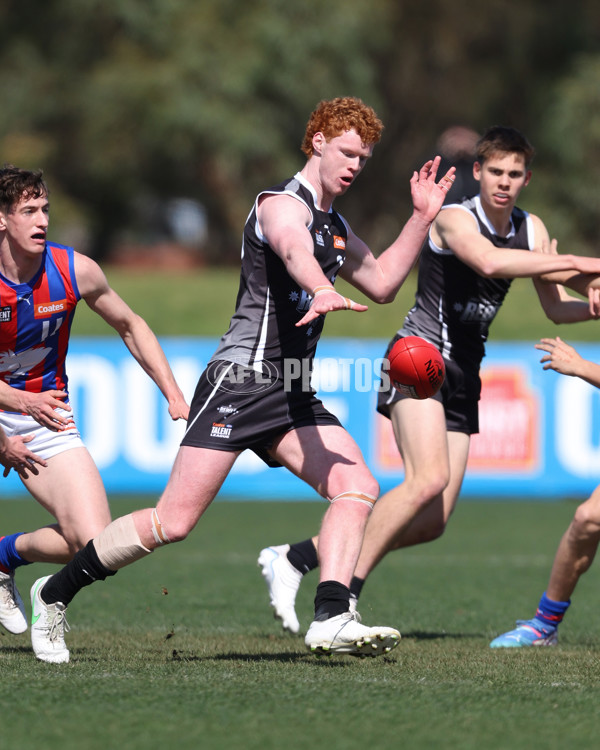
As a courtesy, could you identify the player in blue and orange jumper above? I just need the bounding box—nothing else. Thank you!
[0,165,188,638]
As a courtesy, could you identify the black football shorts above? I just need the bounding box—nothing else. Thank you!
[376,334,481,435]
[181,360,342,466]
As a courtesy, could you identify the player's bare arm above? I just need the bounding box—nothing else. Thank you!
[436,209,600,279]
[533,226,600,291]
[74,253,189,422]
[339,157,456,302]
[257,193,368,326]
[539,271,600,298]
[526,226,600,315]
[537,261,600,302]
[536,336,600,387]
[0,379,72,431]
[532,273,600,323]
[531,234,600,322]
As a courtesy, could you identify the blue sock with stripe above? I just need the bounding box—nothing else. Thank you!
[0,533,30,574]
[535,591,570,629]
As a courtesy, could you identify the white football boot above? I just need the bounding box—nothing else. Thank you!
[30,576,70,664]
[257,544,302,634]
[305,611,401,657]
[0,570,27,634]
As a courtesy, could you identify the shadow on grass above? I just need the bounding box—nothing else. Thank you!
[170,649,339,664]
[401,630,483,640]
[0,645,34,655]
[169,649,399,665]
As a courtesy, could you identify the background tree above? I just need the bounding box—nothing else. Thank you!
[1,0,600,262]
[537,53,600,254]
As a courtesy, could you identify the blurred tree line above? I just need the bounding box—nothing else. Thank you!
[1,0,600,264]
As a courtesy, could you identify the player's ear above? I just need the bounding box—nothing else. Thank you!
[0,212,6,230]
[473,161,482,181]
[523,169,532,187]
[312,132,326,156]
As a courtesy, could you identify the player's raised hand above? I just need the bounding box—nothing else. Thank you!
[410,156,456,223]
[296,285,368,327]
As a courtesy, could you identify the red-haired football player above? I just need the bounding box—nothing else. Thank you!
[260,125,600,639]
[28,97,454,662]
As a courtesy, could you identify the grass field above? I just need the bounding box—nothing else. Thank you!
[6,265,600,748]
[2,496,600,750]
[71,265,600,342]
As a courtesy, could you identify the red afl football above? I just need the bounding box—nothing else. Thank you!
[386,336,445,399]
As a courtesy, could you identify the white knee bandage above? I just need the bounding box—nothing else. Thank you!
[151,508,171,545]
[95,514,153,570]
[329,491,377,509]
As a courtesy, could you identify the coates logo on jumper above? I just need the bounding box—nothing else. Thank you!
[34,300,66,318]
[206,358,279,394]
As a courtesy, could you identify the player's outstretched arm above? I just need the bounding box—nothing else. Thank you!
[532,236,600,323]
[534,229,600,292]
[536,336,600,388]
[539,269,600,298]
[74,254,189,422]
[438,211,600,280]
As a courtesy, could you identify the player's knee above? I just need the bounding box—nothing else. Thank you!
[151,508,190,545]
[330,473,379,504]
[429,466,451,495]
[363,476,380,501]
[358,474,380,500]
[413,470,449,509]
[330,491,377,510]
[572,501,600,538]
[330,483,379,510]
[154,519,190,544]
[161,528,188,544]
[423,517,448,542]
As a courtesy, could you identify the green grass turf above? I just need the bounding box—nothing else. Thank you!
[72,266,600,342]
[2,496,600,750]
[11,265,600,748]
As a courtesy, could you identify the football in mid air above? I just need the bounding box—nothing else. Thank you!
[385,336,445,399]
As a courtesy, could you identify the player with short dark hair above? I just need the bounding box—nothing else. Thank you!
[258,125,600,636]
[0,165,189,647]
[27,96,456,663]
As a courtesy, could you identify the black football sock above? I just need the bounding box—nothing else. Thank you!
[41,540,117,606]
[287,538,319,574]
[313,580,351,621]
[349,576,365,599]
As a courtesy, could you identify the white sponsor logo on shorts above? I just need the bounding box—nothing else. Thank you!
[210,422,233,439]
[217,405,239,416]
